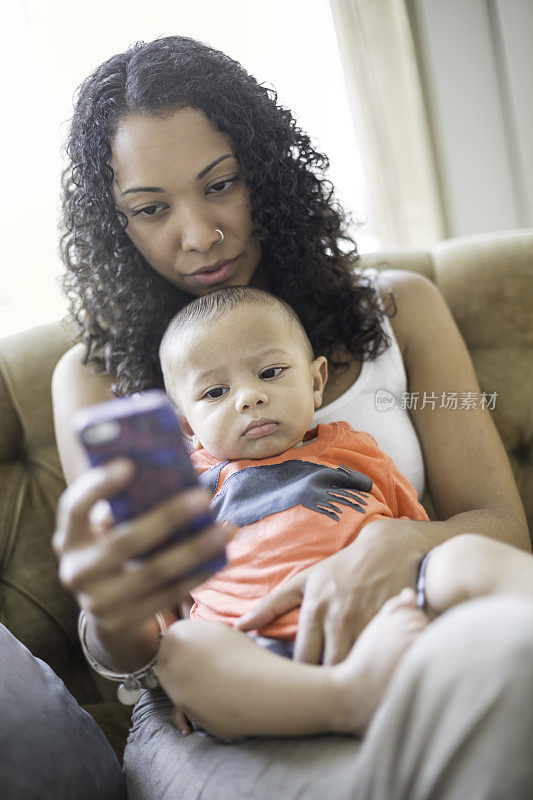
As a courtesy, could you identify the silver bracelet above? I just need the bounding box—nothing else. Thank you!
[416,546,440,610]
[78,610,167,705]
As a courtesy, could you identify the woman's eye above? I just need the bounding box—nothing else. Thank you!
[207,175,240,195]
[204,387,228,399]
[131,204,165,218]
[260,367,284,380]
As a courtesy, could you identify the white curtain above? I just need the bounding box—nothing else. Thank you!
[328,0,446,248]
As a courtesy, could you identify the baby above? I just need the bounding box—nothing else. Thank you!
[156,286,532,741]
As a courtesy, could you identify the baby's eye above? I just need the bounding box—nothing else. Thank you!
[260,367,284,380]
[203,387,229,399]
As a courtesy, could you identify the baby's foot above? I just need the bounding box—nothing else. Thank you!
[333,588,428,736]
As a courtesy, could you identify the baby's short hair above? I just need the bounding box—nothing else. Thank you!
[160,287,313,379]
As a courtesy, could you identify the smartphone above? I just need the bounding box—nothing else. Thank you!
[74,389,225,571]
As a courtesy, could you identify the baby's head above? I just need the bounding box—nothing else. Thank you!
[160,287,327,460]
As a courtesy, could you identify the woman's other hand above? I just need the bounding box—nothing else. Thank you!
[53,458,232,633]
[235,517,428,665]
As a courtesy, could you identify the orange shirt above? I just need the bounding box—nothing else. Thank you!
[190,422,428,640]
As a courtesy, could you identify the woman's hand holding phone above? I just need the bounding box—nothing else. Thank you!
[54,460,231,634]
[53,391,231,644]
[53,390,229,740]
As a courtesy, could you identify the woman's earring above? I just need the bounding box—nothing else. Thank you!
[215,228,224,244]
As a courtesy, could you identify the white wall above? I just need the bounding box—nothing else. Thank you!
[409,0,533,237]
[0,0,373,337]
[494,0,533,226]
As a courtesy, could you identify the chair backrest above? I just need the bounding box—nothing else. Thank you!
[0,320,113,701]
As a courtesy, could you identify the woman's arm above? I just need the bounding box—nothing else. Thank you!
[52,344,116,483]
[381,269,529,550]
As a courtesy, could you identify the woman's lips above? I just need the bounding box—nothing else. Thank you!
[187,257,239,287]
[243,419,279,439]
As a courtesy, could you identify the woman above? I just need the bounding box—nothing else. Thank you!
[46,35,532,799]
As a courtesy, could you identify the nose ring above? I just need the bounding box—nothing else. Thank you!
[215,228,224,244]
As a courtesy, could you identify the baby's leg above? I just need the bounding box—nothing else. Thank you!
[158,598,428,742]
[423,533,533,616]
[157,619,347,740]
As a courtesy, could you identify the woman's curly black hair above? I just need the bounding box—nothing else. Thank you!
[60,35,390,395]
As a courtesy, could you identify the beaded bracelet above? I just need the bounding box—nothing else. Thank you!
[78,610,167,705]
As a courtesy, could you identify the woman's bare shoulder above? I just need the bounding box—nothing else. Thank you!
[376,266,435,298]
[52,344,115,482]
[54,344,115,407]
[374,268,441,357]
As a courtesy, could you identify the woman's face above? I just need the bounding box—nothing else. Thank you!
[111,107,263,295]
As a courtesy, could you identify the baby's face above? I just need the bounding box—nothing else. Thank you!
[168,305,327,460]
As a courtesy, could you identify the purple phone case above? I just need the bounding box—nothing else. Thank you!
[74,390,225,569]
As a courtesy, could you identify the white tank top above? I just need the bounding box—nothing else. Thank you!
[312,282,425,498]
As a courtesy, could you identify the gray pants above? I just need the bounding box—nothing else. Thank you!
[124,597,533,800]
[0,623,125,800]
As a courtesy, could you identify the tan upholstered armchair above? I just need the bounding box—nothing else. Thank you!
[1,228,531,757]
